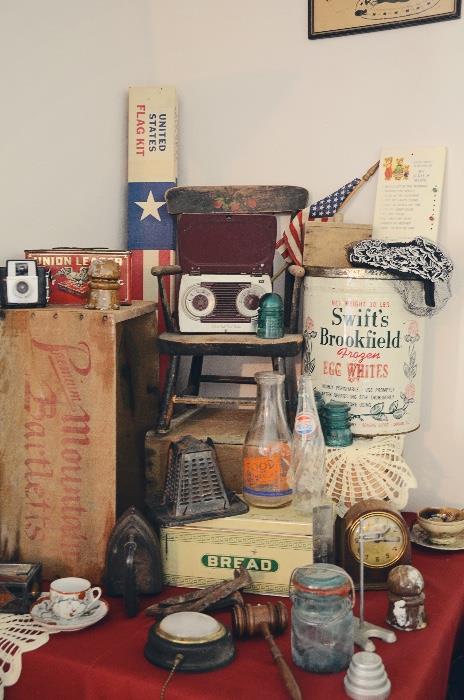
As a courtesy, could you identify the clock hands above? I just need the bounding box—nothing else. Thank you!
[355,526,400,545]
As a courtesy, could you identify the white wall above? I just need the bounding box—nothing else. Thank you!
[2,0,463,510]
[0,0,155,256]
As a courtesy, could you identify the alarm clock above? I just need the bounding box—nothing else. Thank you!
[338,498,411,590]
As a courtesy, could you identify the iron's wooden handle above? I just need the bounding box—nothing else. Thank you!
[260,623,302,700]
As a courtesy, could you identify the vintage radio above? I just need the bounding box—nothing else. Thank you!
[24,248,133,305]
[177,213,276,333]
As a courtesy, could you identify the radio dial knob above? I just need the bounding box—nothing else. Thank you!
[192,294,209,311]
[236,285,265,318]
[184,285,216,318]
[244,293,259,311]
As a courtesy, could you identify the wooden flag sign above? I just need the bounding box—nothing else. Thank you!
[128,86,178,250]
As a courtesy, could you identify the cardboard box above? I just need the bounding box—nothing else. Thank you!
[0,302,158,583]
[145,407,252,506]
[128,86,177,250]
[160,503,313,596]
[303,220,372,268]
[24,248,133,305]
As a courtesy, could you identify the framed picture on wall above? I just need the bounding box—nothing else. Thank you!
[308,0,461,39]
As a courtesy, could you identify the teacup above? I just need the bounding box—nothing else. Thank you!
[48,577,102,620]
[417,507,464,545]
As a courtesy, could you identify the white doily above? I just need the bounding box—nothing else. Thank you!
[0,614,49,690]
[325,435,417,518]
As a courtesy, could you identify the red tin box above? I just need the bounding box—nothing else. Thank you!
[24,248,132,305]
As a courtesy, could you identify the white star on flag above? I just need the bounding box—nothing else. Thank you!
[135,191,166,221]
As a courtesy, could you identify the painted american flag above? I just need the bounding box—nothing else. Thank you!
[131,249,177,390]
[131,249,176,332]
[276,177,361,265]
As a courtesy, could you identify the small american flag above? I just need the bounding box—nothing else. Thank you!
[276,177,361,265]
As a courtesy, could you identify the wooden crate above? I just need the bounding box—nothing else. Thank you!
[303,220,372,268]
[145,407,252,504]
[0,302,158,583]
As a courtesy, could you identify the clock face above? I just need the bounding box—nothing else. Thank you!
[347,511,407,569]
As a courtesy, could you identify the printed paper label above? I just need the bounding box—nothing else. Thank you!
[373,146,446,242]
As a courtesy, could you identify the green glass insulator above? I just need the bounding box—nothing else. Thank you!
[323,400,353,447]
[257,292,284,339]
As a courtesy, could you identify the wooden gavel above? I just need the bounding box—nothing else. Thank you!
[232,602,302,700]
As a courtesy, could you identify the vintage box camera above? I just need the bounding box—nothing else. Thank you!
[0,259,49,307]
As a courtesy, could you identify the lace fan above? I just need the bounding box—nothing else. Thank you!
[325,435,417,518]
[0,614,49,688]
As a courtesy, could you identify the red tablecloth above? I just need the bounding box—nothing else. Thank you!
[7,524,464,700]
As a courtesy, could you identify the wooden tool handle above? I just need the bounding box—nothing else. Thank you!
[260,623,302,700]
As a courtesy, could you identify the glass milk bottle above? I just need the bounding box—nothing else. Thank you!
[242,371,293,508]
[292,375,326,514]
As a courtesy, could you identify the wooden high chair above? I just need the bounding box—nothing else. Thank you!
[152,185,308,434]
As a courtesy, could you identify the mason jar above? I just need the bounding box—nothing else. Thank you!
[290,563,355,673]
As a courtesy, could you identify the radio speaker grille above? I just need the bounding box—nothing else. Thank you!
[201,282,249,323]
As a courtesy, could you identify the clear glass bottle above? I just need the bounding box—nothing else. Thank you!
[292,375,326,514]
[242,371,293,508]
[290,563,355,674]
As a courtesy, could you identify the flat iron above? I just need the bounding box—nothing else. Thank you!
[104,506,163,617]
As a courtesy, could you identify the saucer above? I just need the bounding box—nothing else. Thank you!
[30,596,109,633]
[411,523,464,551]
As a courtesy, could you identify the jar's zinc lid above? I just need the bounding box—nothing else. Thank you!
[292,564,351,596]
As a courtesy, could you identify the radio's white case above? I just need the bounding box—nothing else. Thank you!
[178,273,272,333]
[176,213,277,334]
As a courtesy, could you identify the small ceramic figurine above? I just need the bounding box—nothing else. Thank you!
[386,565,427,631]
[85,258,120,310]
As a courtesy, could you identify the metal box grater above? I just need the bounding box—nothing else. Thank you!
[152,436,248,527]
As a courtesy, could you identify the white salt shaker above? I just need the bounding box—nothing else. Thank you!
[344,651,391,700]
